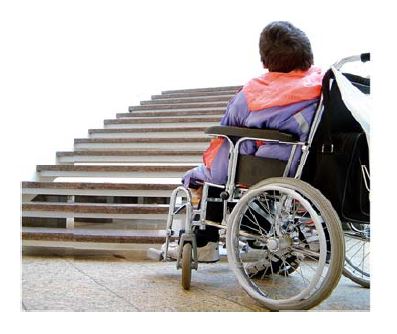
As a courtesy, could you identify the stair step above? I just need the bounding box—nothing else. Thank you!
[23,182,177,190]
[75,137,209,150]
[56,150,202,163]
[162,85,242,94]
[76,138,209,144]
[140,95,232,105]
[36,164,197,178]
[105,115,221,124]
[22,202,171,219]
[129,102,227,111]
[88,127,208,138]
[22,227,170,244]
[21,84,240,251]
[117,109,223,118]
[153,90,237,99]
[104,116,220,129]
[22,181,177,197]
[59,150,203,155]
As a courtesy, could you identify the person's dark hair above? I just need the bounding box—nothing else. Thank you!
[259,21,313,72]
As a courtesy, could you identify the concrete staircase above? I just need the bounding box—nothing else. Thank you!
[21,85,241,254]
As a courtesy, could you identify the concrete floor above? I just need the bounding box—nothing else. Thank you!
[21,254,370,312]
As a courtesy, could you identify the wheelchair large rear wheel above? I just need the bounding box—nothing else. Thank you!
[226,178,345,311]
[343,223,370,288]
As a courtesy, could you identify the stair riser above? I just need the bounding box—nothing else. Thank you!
[104,121,218,129]
[140,96,232,105]
[57,155,202,164]
[150,96,234,103]
[22,240,165,250]
[36,170,191,179]
[22,188,174,198]
[23,211,171,220]
[108,218,183,230]
[128,104,227,116]
[129,103,227,111]
[115,114,222,121]
[89,131,207,139]
[162,86,241,94]
[22,218,183,231]
[153,90,237,99]
[105,115,221,124]
[117,110,224,118]
[75,142,208,150]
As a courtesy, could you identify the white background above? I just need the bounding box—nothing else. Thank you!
[2,0,372,180]
[0,0,394,330]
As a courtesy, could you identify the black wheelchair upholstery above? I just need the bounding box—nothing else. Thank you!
[302,70,370,224]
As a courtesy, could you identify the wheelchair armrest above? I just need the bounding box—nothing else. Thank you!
[205,126,298,143]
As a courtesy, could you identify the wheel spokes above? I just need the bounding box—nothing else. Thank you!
[235,190,329,303]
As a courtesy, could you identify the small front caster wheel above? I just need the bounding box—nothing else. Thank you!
[181,243,192,290]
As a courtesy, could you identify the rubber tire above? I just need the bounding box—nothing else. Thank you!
[343,262,370,288]
[227,177,345,311]
[343,232,370,288]
[181,243,192,290]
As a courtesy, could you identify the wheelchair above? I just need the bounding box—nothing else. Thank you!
[158,53,370,311]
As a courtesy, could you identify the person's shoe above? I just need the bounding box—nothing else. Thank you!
[161,241,220,263]
[197,241,220,263]
[161,241,179,261]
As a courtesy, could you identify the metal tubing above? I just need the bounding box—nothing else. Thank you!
[283,144,297,177]
[207,134,236,196]
[204,220,227,230]
[361,165,370,192]
[200,183,210,224]
[294,96,324,179]
[333,55,362,70]
[164,186,193,261]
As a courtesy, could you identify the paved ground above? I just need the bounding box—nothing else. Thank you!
[22,253,369,312]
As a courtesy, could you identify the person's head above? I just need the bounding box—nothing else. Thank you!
[259,21,313,73]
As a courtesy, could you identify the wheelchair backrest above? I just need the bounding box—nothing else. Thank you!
[302,70,370,224]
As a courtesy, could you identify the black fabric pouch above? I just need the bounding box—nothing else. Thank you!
[303,131,369,224]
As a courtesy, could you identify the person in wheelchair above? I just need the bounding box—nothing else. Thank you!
[169,21,324,262]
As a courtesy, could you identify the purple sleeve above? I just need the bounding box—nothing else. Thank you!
[182,91,251,187]
[220,92,256,155]
[220,91,249,126]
